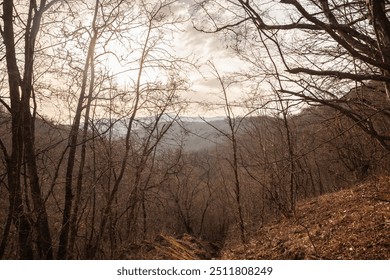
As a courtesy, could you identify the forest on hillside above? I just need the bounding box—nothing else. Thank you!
[0,0,390,259]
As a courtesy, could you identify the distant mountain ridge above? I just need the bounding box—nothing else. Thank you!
[91,115,231,152]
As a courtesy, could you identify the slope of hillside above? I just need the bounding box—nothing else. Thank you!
[221,177,390,260]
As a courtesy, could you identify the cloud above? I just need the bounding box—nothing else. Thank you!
[164,2,250,116]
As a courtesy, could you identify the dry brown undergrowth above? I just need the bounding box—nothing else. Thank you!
[121,233,220,260]
[221,177,390,260]
[121,176,389,260]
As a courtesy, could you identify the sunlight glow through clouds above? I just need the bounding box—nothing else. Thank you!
[97,0,249,117]
[169,1,251,117]
[39,0,250,120]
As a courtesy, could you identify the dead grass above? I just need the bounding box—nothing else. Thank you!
[221,176,390,260]
[121,233,220,260]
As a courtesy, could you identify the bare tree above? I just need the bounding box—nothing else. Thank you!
[1,0,191,260]
[194,0,390,150]
[56,0,128,260]
[79,0,190,258]
[201,62,247,243]
[0,0,62,259]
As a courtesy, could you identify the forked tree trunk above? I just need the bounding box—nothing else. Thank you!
[2,0,53,259]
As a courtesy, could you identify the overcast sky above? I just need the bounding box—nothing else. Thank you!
[40,0,251,120]
[165,0,251,117]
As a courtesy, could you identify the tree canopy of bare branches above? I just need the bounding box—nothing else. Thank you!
[194,0,390,149]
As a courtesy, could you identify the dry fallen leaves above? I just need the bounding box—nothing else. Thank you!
[221,176,390,260]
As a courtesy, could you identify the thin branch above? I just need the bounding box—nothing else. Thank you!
[287,68,390,82]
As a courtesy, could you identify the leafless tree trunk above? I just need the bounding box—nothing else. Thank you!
[204,62,247,243]
[1,0,59,259]
[57,0,101,259]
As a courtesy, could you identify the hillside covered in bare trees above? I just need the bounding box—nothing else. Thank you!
[1,0,390,259]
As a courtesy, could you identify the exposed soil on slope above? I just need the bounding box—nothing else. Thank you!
[221,177,390,260]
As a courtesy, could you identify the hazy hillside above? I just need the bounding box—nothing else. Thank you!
[2,90,389,260]
[101,116,232,152]
[160,118,230,152]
